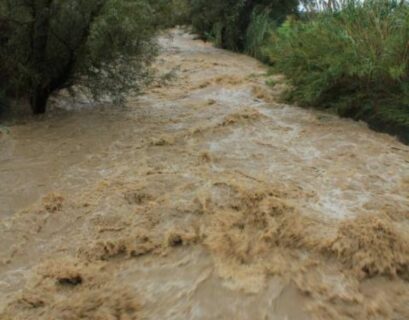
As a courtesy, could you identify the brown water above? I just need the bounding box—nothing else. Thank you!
[1,29,409,319]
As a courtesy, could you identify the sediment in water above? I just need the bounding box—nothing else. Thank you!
[1,29,409,320]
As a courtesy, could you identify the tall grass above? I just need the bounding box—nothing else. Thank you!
[266,0,409,142]
[244,10,276,61]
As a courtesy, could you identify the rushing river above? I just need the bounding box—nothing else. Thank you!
[1,29,409,319]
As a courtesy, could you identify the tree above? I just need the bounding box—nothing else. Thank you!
[188,0,298,51]
[0,0,158,114]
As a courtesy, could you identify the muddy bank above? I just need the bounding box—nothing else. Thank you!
[1,29,409,319]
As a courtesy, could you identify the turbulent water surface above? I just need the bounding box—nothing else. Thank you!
[1,29,409,319]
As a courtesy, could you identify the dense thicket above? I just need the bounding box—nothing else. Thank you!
[266,0,409,143]
[188,0,298,52]
[0,0,162,114]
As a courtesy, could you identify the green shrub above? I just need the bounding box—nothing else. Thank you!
[148,0,191,28]
[169,0,192,26]
[189,0,243,50]
[267,0,409,142]
[244,9,276,61]
[189,0,297,51]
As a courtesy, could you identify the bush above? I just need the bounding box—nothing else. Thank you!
[267,0,409,143]
[0,0,160,114]
[244,9,276,61]
[169,0,191,26]
[189,0,297,52]
[148,0,191,28]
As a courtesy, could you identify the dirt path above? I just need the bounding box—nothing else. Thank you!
[1,29,409,319]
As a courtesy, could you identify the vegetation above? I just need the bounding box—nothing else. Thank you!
[188,0,298,52]
[0,0,162,114]
[266,0,409,143]
[244,9,277,61]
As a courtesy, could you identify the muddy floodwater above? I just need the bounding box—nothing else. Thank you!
[1,29,409,319]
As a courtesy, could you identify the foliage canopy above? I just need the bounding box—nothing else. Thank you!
[0,0,160,114]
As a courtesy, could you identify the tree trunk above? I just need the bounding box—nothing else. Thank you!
[30,86,49,114]
[30,0,53,114]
